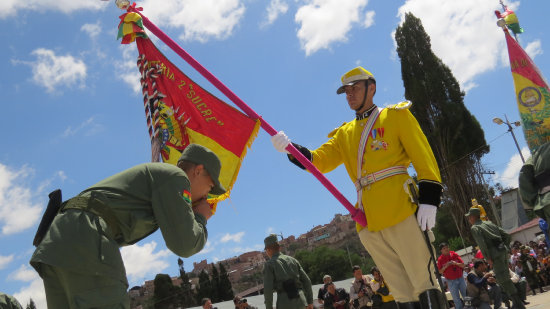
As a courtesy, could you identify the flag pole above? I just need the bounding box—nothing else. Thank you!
[127,6,367,226]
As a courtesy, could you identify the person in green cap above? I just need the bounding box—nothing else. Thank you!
[263,234,314,309]
[465,207,525,309]
[30,143,225,309]
[0,292,23,309]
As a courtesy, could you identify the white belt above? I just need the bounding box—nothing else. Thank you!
[355,165,408,191]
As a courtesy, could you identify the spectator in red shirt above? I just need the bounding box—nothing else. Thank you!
[437,242,466,309]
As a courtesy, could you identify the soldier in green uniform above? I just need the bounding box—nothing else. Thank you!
[519,141,550,232]
[263,234,313,309]
[30,144,225,309]
[0,292,23,309]
[465,207,525,309]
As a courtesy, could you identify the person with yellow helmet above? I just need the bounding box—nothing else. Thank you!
[271,67,444,309]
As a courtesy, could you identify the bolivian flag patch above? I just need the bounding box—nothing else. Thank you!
[181,190,191,204]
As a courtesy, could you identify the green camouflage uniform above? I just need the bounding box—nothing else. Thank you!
[30,163,208,309]
[469,218,517,297]
[519,141,550,228]
[263,252,313,309]
[0,293,23,309]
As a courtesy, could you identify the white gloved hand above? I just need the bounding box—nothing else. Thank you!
[271,131,291,153]
[417,203,437,231]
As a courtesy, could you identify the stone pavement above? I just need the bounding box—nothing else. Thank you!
[524,288,550,308]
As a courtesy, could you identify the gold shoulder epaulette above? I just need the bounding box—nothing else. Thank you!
[327,122,348,138]
[387,100,412,110]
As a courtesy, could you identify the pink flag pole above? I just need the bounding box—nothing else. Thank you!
[128,6,366,227]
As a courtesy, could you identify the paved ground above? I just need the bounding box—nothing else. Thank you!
[524,288,550,308]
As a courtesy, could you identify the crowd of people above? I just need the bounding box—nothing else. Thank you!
[316,265,398,309]
[437,238,550,309]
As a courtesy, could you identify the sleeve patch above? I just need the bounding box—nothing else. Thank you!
[181,189,191,204]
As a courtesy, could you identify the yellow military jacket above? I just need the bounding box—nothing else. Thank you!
[311,103,441,232]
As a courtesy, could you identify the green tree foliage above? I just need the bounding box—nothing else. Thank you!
[153,273,177,309]
[26,299,36,309]
[295,246,370,283]
[218,262,235,301]
[196,269,213,303]
[210,263,221,302]
[178,258,197,308]
[395,13,491,240]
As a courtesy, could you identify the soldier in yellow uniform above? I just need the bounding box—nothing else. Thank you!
[272,67,444,309]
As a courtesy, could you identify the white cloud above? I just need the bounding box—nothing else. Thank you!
[397,0,520,92]
[363,10,375,28]
[220,231,245,243]
[231,244,263,254]
[13,278,46,309]
[0,164,43,235]
[120,241,171,285]
[8,264,36,282]
[0,254,14,270]
[295,0,369,56]
[56,171,67,182]
[525,39,543,60]
[494,146,530,188]
[115,45,141,94]
[197,240,215,255]
[61,116,104,138]
[0,0,107,19]
[81,22,102,40]
[140,0,245,42]
[15,48,87,94]
[263,0,289,27]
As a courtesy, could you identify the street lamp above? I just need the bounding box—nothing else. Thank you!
[493,115,525,163]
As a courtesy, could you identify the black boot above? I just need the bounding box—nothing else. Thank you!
[510,293,526,309]
[418,289,448,309]
[540,286,545,293]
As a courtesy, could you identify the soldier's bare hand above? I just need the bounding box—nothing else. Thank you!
[192,198,213,220]
[306,304,313,309]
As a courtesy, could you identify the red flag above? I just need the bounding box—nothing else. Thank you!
[119,13,260,212]
[501,26,550,151]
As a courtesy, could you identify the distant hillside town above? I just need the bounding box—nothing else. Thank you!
[129,213,365,307]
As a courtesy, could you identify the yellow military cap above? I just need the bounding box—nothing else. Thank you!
[336,66,375,95]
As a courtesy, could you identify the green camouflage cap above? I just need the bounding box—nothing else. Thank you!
[264,234,279,248]
[465,207,481,217]
[178,144,226,195]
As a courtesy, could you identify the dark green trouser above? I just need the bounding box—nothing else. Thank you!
[492,254,517,297]
[38,263,129,309]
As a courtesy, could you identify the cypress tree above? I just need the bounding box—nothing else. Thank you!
[395,13,491,239]
[218,262,235,301]
[178,258,196,307]
[210,263,221,302]
[196,269,213,303]
[26,299,36,309]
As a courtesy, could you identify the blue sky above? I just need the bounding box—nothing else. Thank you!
[1,0,548,307]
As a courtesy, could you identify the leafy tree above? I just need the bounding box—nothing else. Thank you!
[196,269,213,303]
[153,273,177,309]
[26,299,36,309]
[395,13,490,240]
[178,258,196,308]
[218,262,235,301]
[295,246,369,283]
